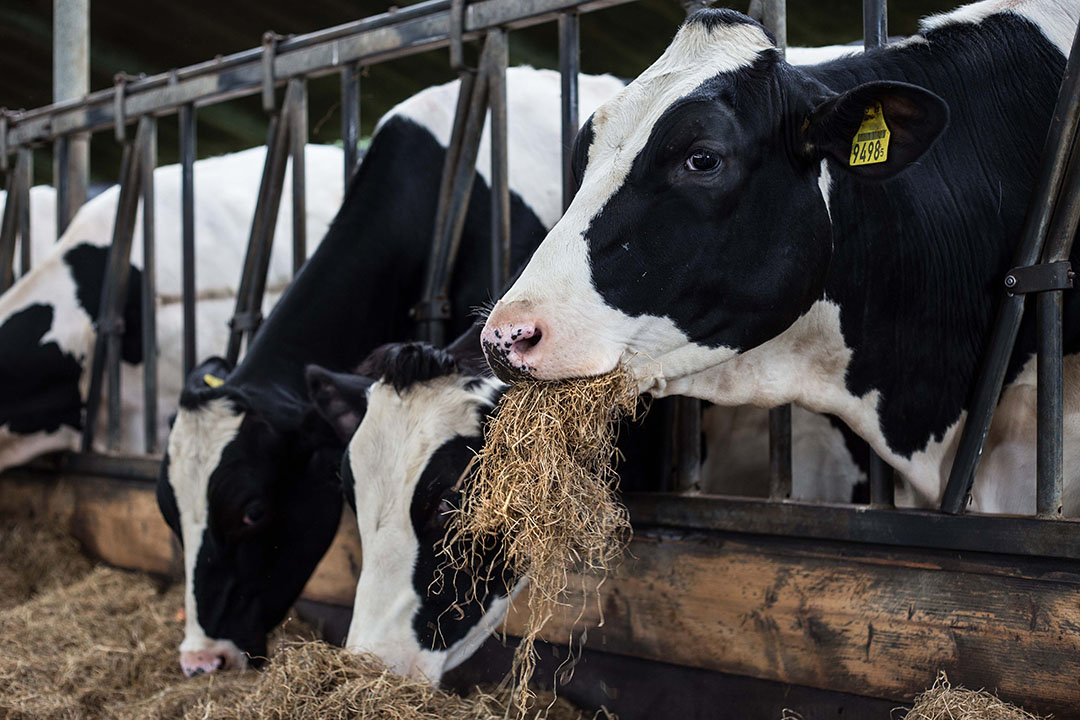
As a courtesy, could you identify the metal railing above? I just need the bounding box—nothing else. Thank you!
[0,0,1077,559]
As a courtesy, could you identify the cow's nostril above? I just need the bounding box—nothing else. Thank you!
[514,328,542,354]
[214,654,228,670]
[188,667,204,678]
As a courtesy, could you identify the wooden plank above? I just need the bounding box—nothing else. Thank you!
[502,532,1080,717]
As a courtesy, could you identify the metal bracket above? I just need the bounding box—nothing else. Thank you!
[95,315,126,336]
[449,0,473,73]
[229,310,264,333]
[1004,261,1074,295]
[262,32,286,114]
[113,73,134,142]
[410,297,452,322]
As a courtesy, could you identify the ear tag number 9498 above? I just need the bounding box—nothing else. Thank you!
[850,102,890,167]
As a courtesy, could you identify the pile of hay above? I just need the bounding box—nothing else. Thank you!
[906,672,1047,720]
[0,520,94,610]
[444,366,640,712]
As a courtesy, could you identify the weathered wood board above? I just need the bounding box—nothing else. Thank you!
[2,465,1078,716]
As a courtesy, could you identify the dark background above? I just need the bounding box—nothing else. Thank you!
[0,0,953,183]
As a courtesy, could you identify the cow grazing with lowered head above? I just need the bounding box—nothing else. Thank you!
[0,145,342,472]
[155,67,627,677]
[482,0,1080,514]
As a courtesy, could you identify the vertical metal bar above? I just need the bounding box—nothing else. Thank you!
[179,104,197,378]
[83,121,147,452]
[54,135,71,236]
[863,0,894,507]
[17,148,32,277]
[487,29,510,289]
[862,0,887,49]
[54,0,89,226]
[769,403,792,500]
[942,23,1080,513]
[558,12,580,212]
[761,0,786,56]
[290,78,308,276]
[140,117,158,454]
[1036,133,1080,518]
[340,63,361,187]
[0,168,20,292]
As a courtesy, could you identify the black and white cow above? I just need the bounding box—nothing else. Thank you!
[482,0,1080,514]
[155,68,627,677]
[0,145,343,472]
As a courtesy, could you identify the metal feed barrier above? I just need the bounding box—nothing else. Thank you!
[0,0,1079,591]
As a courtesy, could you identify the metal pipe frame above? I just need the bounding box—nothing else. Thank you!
[1036,122,1080,517]
[140,117,158,454]
[17,148,32,278]
[487,29,511,290]
[0,160,25,292]
[54,135,72,236]
[942,23,1080,514]
[290,78,309,276]
[6,0,639,150]
[179,104,197,378]
[558,11,580,212]
[82,117,152,452]
[340,63,361,187]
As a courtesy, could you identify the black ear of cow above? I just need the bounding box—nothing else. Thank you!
[445,323,490,377]
[180,356,234,400]
[305,364,374,444]
[804,80,949,181]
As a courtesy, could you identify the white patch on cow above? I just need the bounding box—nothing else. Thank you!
[167,398,245,656]
[817,159,833,222]
[344,374,503,683]
[382,67,624,230]
[785,44,860,65]
[920,0,1078,56]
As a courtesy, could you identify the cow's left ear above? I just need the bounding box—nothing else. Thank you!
[803,81,949,181]
[305,365,374,444]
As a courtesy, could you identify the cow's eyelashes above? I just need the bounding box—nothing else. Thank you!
[685,148,722,173]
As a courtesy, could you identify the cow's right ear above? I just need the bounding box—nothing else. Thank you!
[305,365,374,444]
[182,356,234,396]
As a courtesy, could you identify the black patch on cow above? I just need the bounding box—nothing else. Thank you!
[0,304,84,434]
[156,451,181,542]
[356,342,460,393]
[577,10,1070,460]
[684,7,766,35]
[63,243,144,364]
[411,434,514,651]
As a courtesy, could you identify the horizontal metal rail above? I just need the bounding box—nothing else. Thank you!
[2,0,635,151]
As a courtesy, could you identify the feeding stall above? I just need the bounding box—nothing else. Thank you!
[0,0,1078,717]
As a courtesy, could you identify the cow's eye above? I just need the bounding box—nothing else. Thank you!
[685,149,721,172]
[242,502,267,528]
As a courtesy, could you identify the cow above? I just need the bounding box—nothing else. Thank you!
[0,145,343,472]
[155,67,628,678]
[305,322,873,683]
[0,185,58,275]
[481,0,1080,515]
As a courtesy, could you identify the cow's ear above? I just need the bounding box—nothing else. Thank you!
[445,323,490,376]
[305,364,374,443]
[804,81,949,181]
[182,356,234,396]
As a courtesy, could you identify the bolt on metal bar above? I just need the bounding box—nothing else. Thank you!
[140,117,158,454]
[1036,125,1080,518]
[225,80,299,365]
[82,117,151,452]
[862,0,895,508]
[179,104,197,378]
[290,78,309,276]
[942,23,1080,514]
[487,28,510,290]
[340,63,361,186]
[558,11,580,212]
[17,148,32,277]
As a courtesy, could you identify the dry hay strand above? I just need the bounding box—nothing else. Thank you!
[173,640,595,720]
[0,564,316,720]
[906,672,1048,720]
[0,519,94,610]
[443,366,639,714]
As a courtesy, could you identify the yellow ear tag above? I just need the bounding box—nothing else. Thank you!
[203,373,225,388]
[849,102,890,167]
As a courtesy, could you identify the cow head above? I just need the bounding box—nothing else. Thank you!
[309,342,517,684]
[156,356,344,677]
[481,9,947,392]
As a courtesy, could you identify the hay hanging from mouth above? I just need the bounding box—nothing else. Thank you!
[443,366,640,714]
[906,672,1047,720]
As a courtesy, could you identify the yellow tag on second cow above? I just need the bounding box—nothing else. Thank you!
[203,373,225,388]
[850,102,890,167]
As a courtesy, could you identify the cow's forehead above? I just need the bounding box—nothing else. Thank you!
[167,397,245,524]
[586,17,774,183]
